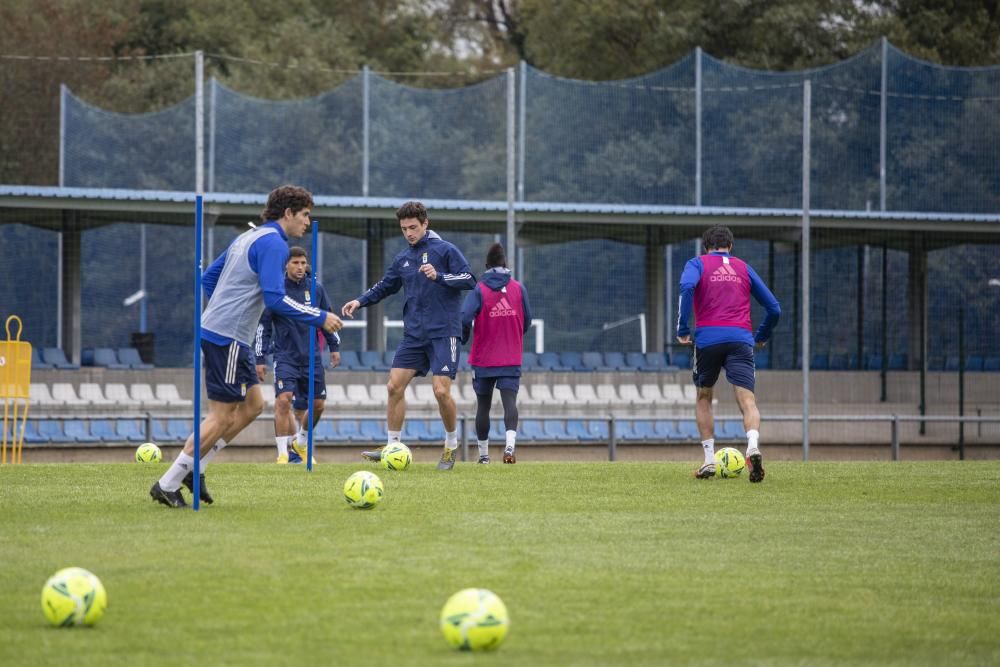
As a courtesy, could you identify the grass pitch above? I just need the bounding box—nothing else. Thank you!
[1,460,998,666]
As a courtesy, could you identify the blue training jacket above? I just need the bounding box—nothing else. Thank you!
[356,230,476,339]
[676,251,781,347]
[255,273,340,367]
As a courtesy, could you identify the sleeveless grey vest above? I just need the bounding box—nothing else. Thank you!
[202,226,281,346]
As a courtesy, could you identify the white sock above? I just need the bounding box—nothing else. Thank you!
[159,452,194,492]
[200,439,227,468]
[701,438,715,465]
[505,430,516,452]
[445,430,458,450]
[296,427,307,444]
[275,436,289,457]
[746,429,760,454]
[478,439,489,457]
[387,430,401,445]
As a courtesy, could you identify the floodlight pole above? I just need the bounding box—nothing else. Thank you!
[306,221,319,472]
[192,194,203,512]
[801,80,812,461]
[506,67,516,269]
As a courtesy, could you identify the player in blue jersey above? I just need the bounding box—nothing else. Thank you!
[676,226,780,482]
[150,185,343,508]
[255,246,341,465]
[342,201,476,471]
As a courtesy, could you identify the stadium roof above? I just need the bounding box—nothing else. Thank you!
[1,186,998,247]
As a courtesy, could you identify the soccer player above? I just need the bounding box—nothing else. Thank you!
[460,243,533,464]
[676,225,780,483]
[149,185,342,508]
[341,201,475,470]
[255,246,341,465]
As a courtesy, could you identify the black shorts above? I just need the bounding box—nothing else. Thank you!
[203,340,259,403]
[692,342,755,392]
[273,360,327,410]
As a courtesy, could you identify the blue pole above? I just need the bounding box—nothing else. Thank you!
[192,195,203,511]
[306,220,318,471]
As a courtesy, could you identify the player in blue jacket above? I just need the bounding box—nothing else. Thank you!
[342,201,476,470]
[150,185,342,508]
[255,246,341,464]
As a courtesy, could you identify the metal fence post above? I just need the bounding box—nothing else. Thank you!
[608,416,617,461]
[460,415,468,462]
[891,415,899,461]
[801,79,812,461]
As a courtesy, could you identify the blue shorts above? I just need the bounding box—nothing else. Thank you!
[472,375,520,396]
[273,360,326,410]
[392,336,459,379]
[693,342,756,392]
[202,340,259,403]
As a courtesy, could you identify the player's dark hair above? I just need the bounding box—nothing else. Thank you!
[262,185,314,222]
[485,243,507,269]
[396,201,428,223]
[702,225,735,251]
[287,246,307,259]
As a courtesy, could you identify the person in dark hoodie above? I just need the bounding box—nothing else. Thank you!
[460,243,533,464]
[342,201,476,470]
[255,246,341,465]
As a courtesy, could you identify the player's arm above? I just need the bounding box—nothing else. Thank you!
[436,246,476,290]
[254,311,272,381]
[251,235,339,332]
[317,285,341,353]
[676,258,704,342]
[202,250,228,300]
[460,285,483,344]
[346,260,402,316]
[520,284,534,335]
[747,265,781,345]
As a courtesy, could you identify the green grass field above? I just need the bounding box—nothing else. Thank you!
[1,460,998,666]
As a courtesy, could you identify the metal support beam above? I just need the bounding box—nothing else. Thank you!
[59,211,82,364]
[645,228,665,355]
[364,220,385,352]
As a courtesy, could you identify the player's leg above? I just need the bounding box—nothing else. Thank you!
[692,344,724,479]
[363,366,417,461]
[725,343,764,483]
[430,337,460,470]
[274,389,297,462]
[498,377,520,463]
[473,376,496,464]
[290,368,325,463]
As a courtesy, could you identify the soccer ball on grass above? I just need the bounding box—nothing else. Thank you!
[440,588,510,651]
[41,567,107,627]
[135,442,162,463]
[380,442,412,471]
[714,447,746,478]
[343,470,384,509]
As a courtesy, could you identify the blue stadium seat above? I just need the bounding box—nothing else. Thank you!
[401,420,428,442]
[42,347,79,370]
[654,420,678,439]
[811,353,829,370]
[459,351,471,372]
[671,351,691,370]
[81,348,95,366]
[31,348,53,369]
[984,357,1000,372]
[944,356,960,371]
[621,420,656,441]
[38,420,73,443]
[167,419,191,442]
[22,419,44,443]
[613,421,635,440]
[521,420,546,442]
[313,420,336,441]
[152,419,173,443]
[93,347,128,369]
[359,419,384,442]
[966,356,984,372]
[719,420,746,440]
[866,354,884,370]
[336,420,364,442]
[558,352,587,372]
[580,352,605,372]
[888,353,908,370]
[565,419,593,441]
[424,420,446,443]
[755,350,771,369]
[828,354,849,370]
[624,352,646,371]
[602,351,626,371]
[675,421,700,440]
[538,352,571,371]
[117,419,148,442]
[586,420,609,440]
[338,350,363,370]
[521,352,540,372]
[847,354,861,370]
[116,347,153,370]
[357,351,382,371]
[542,419,574,441]
[90,420,118,441]
[382,350,396,371]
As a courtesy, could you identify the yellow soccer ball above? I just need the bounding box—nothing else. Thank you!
[41,567,107,627]
[380,442,412,471]
[440,588,510,651]
[343,470,384,509]
[135,442,162,463]
[714,447,746,478]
